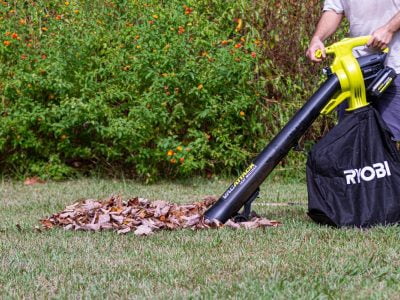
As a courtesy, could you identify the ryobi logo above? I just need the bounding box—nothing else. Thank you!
[343,161,391,185]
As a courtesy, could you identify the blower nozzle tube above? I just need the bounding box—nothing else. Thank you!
[204,75,341,223]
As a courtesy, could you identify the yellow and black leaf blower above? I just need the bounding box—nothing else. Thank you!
[205,36,397,223]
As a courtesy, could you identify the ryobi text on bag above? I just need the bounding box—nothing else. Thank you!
[343,161,391,185]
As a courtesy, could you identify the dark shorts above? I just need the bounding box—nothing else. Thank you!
[337,76,400,141]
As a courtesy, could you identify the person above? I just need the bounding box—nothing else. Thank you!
[306,0,400,141]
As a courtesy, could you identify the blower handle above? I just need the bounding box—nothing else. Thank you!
[314,36,389,114]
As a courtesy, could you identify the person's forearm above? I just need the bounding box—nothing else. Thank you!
[311,11,343,42]
[385,11,400,33]
[369,11,400,49]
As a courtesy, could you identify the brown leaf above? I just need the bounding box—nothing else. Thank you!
[111,215,124,224]
[40,219,54,229]
[82,200,102,211]
[24,176,45,185]
[225,219,241,229]
[134,225,153,236]
[97,214,111,225]
[82,223,101,231]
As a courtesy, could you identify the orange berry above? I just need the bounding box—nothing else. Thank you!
[239,111,245,116]
[176,146,183,151]
[19,19,27,25]
[3,40,10,46]
[177,26,185,34]
[11,33,19,39]
[179,157,185,163]
[234,43,242,49]
[221,40,228,45]
[251,52,257,58]
[55,15,62,20]
[167,150,174,156]
[184,7,193,15]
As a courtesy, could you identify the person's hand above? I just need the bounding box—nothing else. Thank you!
[306,37,326,62]
[367,25,394,50]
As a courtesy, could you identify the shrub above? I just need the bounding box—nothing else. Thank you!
[0,0,349,182]
[0,0,268,181]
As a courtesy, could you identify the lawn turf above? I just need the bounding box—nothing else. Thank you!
[1,178,400,299]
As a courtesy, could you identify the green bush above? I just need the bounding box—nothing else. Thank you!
[0,0,350,182]
[0,0,270,181]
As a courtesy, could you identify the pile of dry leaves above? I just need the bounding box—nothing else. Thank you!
[40,195,279,235]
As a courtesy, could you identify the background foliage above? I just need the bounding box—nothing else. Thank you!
[0,0,346,181]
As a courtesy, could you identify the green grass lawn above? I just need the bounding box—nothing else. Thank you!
[1,177,400,299]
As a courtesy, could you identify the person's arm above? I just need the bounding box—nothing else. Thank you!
[368,11,400,49]
[306,11,344,62]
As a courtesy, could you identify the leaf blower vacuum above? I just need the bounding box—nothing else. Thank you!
[205,36,400,227]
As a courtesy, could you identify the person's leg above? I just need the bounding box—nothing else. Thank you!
[371,76,400,142]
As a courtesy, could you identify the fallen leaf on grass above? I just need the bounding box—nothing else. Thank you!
[24,177,45,185]
[134,225,153,236]
[40,195,280,235]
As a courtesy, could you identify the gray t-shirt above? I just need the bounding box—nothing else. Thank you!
[324,0,400,73]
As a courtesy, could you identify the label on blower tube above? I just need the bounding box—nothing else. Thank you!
[222,163,258,199]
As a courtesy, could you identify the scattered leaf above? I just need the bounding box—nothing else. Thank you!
[24,177,45,185]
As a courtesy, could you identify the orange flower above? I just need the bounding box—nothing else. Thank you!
[184,6,193,15]
[135,35,140,40]
[11,33,19,39]
[179,157,185,163]
[55,15,62,20]
[177,26,185,34]
[65,1,70,6]
[152,14,158,19]
[170,158,177,164]
[221,40,228,45]
[239,111,246,116]
[5,31,11,36]
[19,19,27,25]
[148,20,155,25]
[235,18,243,32]
[176,146,183,151]
[234,43,242,49]
[20,54,27,60]
[41,27,48,32]
[41,54,47,60]
[3,40,10,46]
[197,84,203,90]
[167,150,174,156]
[251,52,257,58]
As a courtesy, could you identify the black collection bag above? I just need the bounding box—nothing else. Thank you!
[307,106,400,228]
